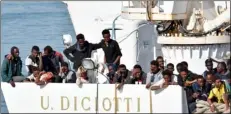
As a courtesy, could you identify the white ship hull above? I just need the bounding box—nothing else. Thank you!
[1,83,188,113]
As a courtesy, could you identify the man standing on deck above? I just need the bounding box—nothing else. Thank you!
[1,46,24,87]
[100,29,122,71]
[63,33,102,71]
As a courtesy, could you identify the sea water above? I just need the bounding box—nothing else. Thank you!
[1,1,76,76]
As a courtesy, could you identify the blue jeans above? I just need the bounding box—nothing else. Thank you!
[106,63,118,71]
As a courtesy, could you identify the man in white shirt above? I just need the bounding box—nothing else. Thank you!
[150,70,177,90]
[25,46,43,76]
[146,60,163,89]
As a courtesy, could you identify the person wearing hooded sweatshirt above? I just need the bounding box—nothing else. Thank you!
[1,46,24,87]
[63,34,102,71]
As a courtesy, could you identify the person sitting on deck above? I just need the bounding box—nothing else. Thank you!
[150,70,177,90]
[113,64,132,84]
[116,64,147,89]
[202,59,217,78]
[25,46,43,76]
[24,67,54,85]
[42,45,64,75]
[207,77,230,112]
[106,64,116,84]
[156,56,165,70]
[176,63,184,75]
[166,63,178,82]
[192,76,211,101]
[177,68,197,88]
[55,62,76,83]
[5,46,43,76]
[181,61,197,77]
[146,60,163,89]
[76,66,89,86]
[215,62,230,82]
[177,68,197,113]
[1,46,24,87]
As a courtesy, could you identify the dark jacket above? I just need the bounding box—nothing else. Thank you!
[1,58,23,82]
[63,41,101,70]
[101,39,122,64]
[192,82,211,101]
[42,51,63,75]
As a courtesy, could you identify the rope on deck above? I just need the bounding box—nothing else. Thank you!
[192,100,230,114]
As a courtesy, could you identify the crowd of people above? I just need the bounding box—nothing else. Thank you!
[1,29,230,113]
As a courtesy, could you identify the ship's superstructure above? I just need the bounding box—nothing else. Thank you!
[63,1,230,74]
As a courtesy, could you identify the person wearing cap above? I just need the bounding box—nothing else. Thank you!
[56,62,76,83]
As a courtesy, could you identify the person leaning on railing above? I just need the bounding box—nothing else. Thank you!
[1,46,25,87]
[55,62,76,83]
[116,64,147,89]
[150,70,178,91]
